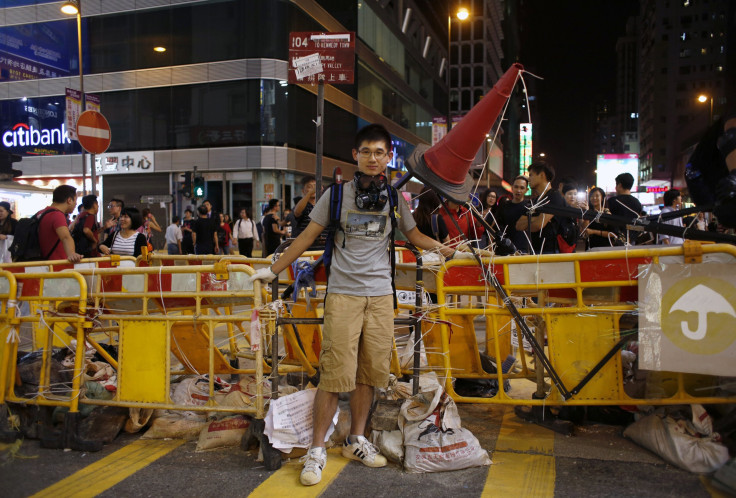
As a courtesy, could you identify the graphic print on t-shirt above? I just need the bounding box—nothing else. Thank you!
[345,210,387,240]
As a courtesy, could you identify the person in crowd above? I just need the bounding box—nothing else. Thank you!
[73,194,101,258]
[103,198,124,238]
[217,212,232,255]
[557,175,578,197]
[281,208,293,240]
[608,173,642,245]
[193,205,218,255]
[203,199,215,219]
[515,161,566,254]
[0,201,17,262]
[481,188,498,219]
[181,209,195,254]
[165,215,183,255]
[413,187,450,243]
[98,207,148,257]
[583,187,618,249]
[658,189,684,245]
[292,176,329,246]
[555,183,581,253]
[0,201,17,240]
[261,199,286,256]
[249,123,473,487]
[140,208,162,246]
[223,213,236,254]
[494,175,530,253]
[696,211,707,230]
[68,204,83,232]
[36,185,82,263]
[233,207,260,257]
[439,197,484,248]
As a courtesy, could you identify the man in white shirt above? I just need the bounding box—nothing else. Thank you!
[165,216,183,254]
[658,189,684,245]
[233,208,260,257]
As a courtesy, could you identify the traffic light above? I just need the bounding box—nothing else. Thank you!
[0,148,22,180]
[193,176,205,199]
[182,172,193,198]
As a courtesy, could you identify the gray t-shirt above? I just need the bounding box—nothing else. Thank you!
[310,181,416,296]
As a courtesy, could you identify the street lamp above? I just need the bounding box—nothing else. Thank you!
[447,5,470,133]
[697,94,713,125]
[61,0,93,195]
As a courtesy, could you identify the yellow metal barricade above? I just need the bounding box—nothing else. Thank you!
[424,243,736,406]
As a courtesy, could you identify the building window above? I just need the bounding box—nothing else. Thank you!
[462,44,471,64]
[473,43,483,63]
[474,67,483,86]
[461,67,471,87]
[461,90,471,111]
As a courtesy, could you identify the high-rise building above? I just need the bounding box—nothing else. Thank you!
[0,0,448,227]
[448,0,509,184]
[615,16,639,154]
[638,0,731,183]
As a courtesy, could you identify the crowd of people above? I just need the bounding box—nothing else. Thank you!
[0,164,722,265]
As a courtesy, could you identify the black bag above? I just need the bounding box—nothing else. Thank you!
[556,216,577,248]
[9,208,60,262]
[71,212,93,257]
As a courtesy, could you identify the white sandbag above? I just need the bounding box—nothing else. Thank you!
[624,410,729,474]
[141,416,207,440]
[171,377,211,418]
[264,389,339,452]
[370,429,404,464]
[196,415,250,452]
[399,387,491,473]
[125,408,154,433]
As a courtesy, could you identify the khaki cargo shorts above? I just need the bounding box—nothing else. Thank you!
[318,293,395,393]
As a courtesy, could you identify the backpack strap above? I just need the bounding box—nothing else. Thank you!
[430,213,439,241]
[387,186,399,310]
[322,183,344,279]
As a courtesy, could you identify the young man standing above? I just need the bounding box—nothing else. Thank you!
[38,185,83,263]
[165,216,183,254]
[657,189,684,245]
[515,162,566,254]
[251,124,472,486]
[181,209,195,254]
[261,199,286,256]
[233,208,259,257]
[608,173,642,245]
[73,194,101,258]
[103,198,124,238]
[493,175,529,253]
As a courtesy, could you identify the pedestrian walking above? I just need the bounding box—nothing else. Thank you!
[165,216,183,255]
[233,208,259,257]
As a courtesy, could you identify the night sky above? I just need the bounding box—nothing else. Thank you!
[518,0,640,185]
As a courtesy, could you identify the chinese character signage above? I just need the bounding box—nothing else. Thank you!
[65,89,101,140]
[0,20,80,82]
[94,151,154,175]
[288,32,355,85]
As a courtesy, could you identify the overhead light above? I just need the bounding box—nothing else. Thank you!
[153,46,166,53]
[456,7,470,21]
[60,0,80,15]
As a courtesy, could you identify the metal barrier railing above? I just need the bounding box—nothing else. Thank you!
[426,243,736,406]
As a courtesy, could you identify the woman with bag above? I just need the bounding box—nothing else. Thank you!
[583,187,620,249]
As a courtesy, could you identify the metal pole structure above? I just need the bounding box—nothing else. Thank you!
[446,14,452,135]
[315,79,325,202]
[76,8,88,195]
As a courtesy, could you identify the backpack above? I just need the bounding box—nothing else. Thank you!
[322,182,400,309]
[71,212,93,258]
[9,208,61,262]
[555,216,578,254]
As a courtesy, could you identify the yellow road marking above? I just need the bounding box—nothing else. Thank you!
[249,448,350,497]
[482,408,556,497]
[31,438,185,498]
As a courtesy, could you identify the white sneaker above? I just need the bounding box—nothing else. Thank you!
[300,447,327,486]
[341,436,387,468]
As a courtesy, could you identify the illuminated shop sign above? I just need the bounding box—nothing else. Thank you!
[2,122,72,148]
[519,123,532,175]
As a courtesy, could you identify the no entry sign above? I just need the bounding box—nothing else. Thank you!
[76,110,111,154]
[288,32,355,85]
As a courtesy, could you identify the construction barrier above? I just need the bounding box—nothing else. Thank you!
[0,260,275,453]
[422,242,736,406]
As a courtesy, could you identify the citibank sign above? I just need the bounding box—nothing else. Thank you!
[2,122,72,148]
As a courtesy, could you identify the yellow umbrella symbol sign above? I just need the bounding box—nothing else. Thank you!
[662,277,736,355]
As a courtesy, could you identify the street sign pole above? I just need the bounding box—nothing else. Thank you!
[90,152,96,196]
[315,79,324,202]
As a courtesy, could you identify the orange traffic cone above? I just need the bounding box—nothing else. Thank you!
[405,63,523,202]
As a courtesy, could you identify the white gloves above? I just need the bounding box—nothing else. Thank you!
[451,251,476,261]
[250,266,278,283]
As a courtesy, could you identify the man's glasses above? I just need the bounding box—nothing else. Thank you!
[358,148,388,160]
[107,203,120,209]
